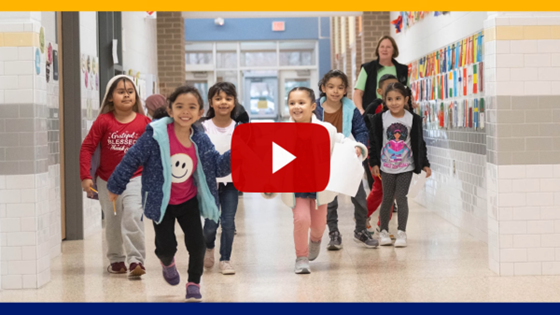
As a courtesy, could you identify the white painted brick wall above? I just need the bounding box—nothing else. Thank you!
[496,164,560,275]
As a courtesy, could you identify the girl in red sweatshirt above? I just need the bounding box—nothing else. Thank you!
[79,75,151,278]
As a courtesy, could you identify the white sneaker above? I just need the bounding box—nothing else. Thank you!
[219,260,235,275]
[394,230,407,247]
[204,248,215,268]
[379,230,393,246]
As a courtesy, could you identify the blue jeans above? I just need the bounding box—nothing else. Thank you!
[203,182,239,261]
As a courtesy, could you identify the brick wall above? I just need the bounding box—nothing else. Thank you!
[156,12,185,97]
[356,16,363,72]
[362,12,390,62]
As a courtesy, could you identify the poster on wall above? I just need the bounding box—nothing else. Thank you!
[53,50,59,81]
[46,43,52,83]
[35,48,41,75]
[39,27,45,53]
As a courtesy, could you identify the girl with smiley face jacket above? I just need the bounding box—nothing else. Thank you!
[107,86,230,301]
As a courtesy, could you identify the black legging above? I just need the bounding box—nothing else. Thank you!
[379,171,413,232]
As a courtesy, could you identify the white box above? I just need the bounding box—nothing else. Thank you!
[526,193,554,206]
[4,61,33,75]
[500,263,514,276]
[7,232,36,246]
[17,47,34,61]
[1,275,22,289]
[499,165,526,179]
[6,175,35,190]
[7,203,36,218]
[501,248,528,262]
[500,221,528,235]
[541,234,560,247]
[0,47,19,61]
[8,260,36,275]
[524,54,551,67]
[513,207,541,220]
[0,218,21,232]
[528,248,556,262]
[527,220,555,234]
[526,165,554,178]
[537,40,560,53]
[514,262,542,275]
[542,262,560,275]
[513,234,541,248]
[22,275,37,289]
[500,235,514,248]
[1,247,22,261]
[21,246,37,260]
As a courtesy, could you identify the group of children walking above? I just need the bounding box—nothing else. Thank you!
[79,68,431,301]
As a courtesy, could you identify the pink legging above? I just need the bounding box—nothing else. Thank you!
[292,198,328,258]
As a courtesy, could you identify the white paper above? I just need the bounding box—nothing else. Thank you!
[325,142,364,197]
[407,171,428,199]
[112,39,119,64]
[208,132,232,183]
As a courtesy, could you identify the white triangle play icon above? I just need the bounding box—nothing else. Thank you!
[272,142,296,174]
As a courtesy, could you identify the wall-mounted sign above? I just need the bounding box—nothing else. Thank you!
[39,27,45,53]
[272,21,285,32]
[53,50,59,81]
[35,48,41,75]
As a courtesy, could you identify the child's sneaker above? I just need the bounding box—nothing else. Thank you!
[327,230,343,250]
[294,257,310,274]
[353,229,379,248]
[376,226,395,239]
[107,262,127,274]
[394,230,407,247]
[161,259,180,285]
[379,230,393,246]
[128,262,146,278]
[219,261,235,275]
[366,217,375,234]
[185,282,202,302]
[308,239,321,261]
[204,248,215,268]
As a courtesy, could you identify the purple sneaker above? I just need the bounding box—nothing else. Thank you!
[185,282,202,302]
[161,259,180,286]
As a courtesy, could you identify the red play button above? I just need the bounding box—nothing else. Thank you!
[231,123,330,193]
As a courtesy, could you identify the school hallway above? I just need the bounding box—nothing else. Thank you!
[0,192,559,302]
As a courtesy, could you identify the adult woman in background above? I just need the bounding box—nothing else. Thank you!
[353,35,409,115]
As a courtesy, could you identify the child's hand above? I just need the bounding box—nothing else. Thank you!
[355,147,362,158]
[372,166,380,179]
[423,167,432,178]
[108,191,119,202]
[81,179,94,198]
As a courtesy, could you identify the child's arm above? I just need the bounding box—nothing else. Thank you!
[368,114,382,168]
[106,132,153,196]
[351,108,369,147]
[79,118,104,180]
[204,134,231,178]
[79,117,105,195]
[420,128,432,177]
[333,131,368,161]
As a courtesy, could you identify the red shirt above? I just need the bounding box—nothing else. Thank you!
[167,124,198,205]
[80,112,151,181]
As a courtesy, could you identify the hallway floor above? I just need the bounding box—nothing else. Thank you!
[2,193,560,302]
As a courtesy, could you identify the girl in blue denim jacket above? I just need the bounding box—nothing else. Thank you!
[107,86,230,302]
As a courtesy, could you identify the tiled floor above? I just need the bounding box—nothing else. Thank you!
[2,192,560,302]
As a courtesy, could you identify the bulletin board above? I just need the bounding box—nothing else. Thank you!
[409,31,485,132]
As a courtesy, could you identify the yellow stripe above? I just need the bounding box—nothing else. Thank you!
[6,2,560,10]
[0,32,40,47]
[485,25,560,41]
